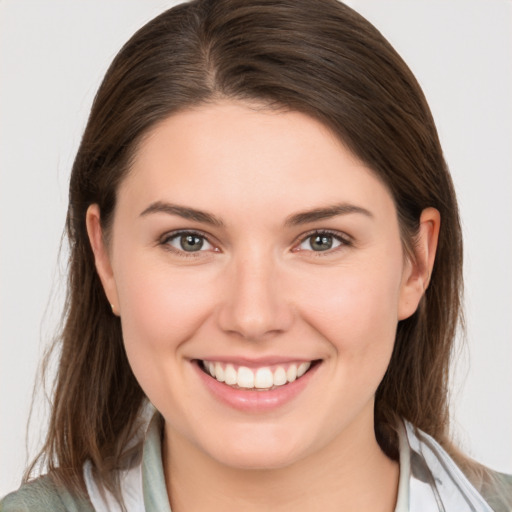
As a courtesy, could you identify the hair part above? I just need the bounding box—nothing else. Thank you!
[27,0,465,501]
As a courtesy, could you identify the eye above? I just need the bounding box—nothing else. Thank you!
[162,231,214,253]
[296,231,349,252]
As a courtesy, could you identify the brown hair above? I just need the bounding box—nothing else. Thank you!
[29,0,464,499]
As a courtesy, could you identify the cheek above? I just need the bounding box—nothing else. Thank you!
[115,264,224,424]
[113,258,219,396]
[117,260,215,345]
[293,259,403,356]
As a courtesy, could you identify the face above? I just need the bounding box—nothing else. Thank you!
[88,101,431,471]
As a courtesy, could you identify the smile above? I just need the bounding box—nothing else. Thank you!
[200,360,313,390]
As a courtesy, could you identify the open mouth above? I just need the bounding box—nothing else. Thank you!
[198,359,320,391]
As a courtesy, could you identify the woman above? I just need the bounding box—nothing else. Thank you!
[1,0,511,510]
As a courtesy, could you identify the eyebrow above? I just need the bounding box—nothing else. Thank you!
[284,203,373,226]
[139,201,225,227]
[139,201,372,228]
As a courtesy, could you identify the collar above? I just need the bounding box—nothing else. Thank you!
[397,420,494,511]
[84,411,493,511]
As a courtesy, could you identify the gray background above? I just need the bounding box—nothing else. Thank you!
[1,0,511,495]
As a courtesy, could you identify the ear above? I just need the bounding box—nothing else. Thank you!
[86,204,120,316]
[398,207,440,321]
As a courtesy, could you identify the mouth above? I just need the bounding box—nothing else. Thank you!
[198,359,320,391]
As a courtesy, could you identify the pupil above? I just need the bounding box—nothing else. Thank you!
[181,234,203,251]
[311,234,332,251]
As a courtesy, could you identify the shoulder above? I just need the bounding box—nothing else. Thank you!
[477,469,512,512]
[0,475,94,512]
[401,420,512,511]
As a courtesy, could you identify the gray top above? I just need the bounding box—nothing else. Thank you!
[2,412,511,511]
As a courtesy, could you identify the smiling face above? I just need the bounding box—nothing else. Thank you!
[87,101,434,471]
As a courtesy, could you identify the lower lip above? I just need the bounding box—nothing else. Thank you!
[193,361,320,412]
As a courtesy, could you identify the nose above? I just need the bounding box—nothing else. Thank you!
[216,250,294,341]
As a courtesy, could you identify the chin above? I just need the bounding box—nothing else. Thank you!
[211,446,302,471]
[199,427,310,471]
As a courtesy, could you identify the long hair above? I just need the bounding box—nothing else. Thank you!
[28,0,464,498]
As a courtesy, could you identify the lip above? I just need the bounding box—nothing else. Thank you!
[192,359,321,412]
[199,355,314,369]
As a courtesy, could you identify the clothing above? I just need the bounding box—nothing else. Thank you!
[2,412,511,511]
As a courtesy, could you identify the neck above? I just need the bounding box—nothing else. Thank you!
[162,409,399,512]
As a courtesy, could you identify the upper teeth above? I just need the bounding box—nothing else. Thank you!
[203,361,312,390]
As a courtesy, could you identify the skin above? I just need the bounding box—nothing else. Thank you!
[87,100,439,511]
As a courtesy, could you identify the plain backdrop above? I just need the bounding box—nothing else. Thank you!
[1,0,511,496]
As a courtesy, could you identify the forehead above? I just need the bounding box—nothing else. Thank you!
[119,100,396,223]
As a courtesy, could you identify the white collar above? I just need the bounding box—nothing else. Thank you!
[84,412,493,511]
[398,420,493,511]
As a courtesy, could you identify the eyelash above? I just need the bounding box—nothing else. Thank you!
[159,229,353,257]
[293,229,353,255]
[159,230,217,258]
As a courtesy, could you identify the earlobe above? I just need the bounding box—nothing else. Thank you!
[398,207,440,320]
[86,204,120,315]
